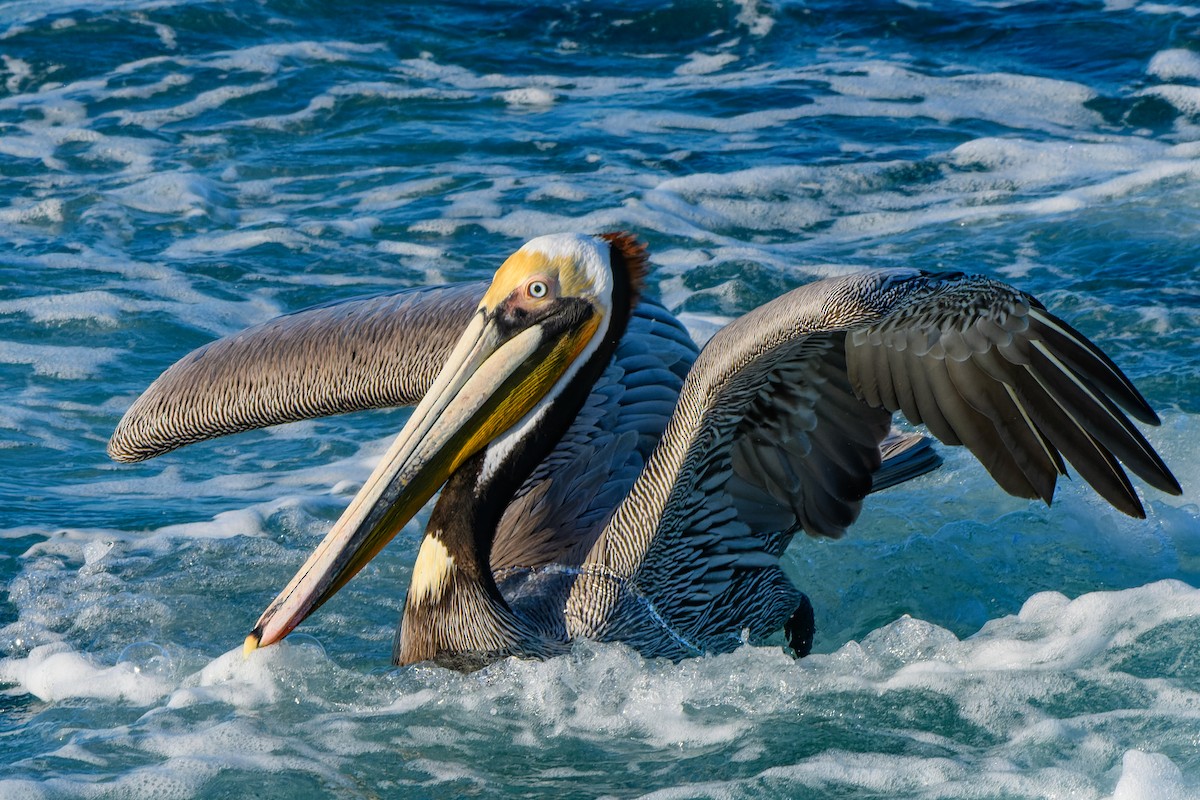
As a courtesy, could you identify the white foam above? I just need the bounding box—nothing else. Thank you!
[376,240,446,258]
[0,642,173,704]
[2,53,31,93]
[527,182,590,202]
[4,495,1198,794]
[585,62,1103,142]
[1126,2,1200,16]
[964,582,1200,672]
[109,171,232,218]
[85,134,164,174]
[496,87,557,106]
[0,131,51,162]
[332,81,471,102]
[108,71,189,102]
[309,215,380,238]
[131,11,176,50]
[365,580,1200,777]
[237,93,336,131]
[0,1,185,34]
[0,198,64,224]
[674,311,731,346]
[613,136,1200,245]
[734,0,776,37]
[354,175,455,212]
[202,40,387,75]
[0,258,281,343]
[395,55,524,89]
[162,227,312,257]
[0,644,358,796]
[0,340,120,379]
[675,52,739,76]
[1148,48,1200,80]
[1111,751,1190,800]
[110,80,280,129]
[1138,84,1200,116]
[949,137,1153,182]
[592,104,809,138]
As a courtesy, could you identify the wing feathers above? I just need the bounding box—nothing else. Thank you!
[884,341,926,434]
[575,269,1176,651]
[1007,366,1144,516]
[1025,344,1178,494]
[942,355,1061,502]
[902,342,965,449]
[846,274,1180,517]
[922,353,1040,500]
[109,282,486,462]
[1028,307,1159,424]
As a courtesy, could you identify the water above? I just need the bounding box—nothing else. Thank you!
[1,0,1199,796]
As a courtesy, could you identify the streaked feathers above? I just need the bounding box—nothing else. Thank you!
[108,282,485,463]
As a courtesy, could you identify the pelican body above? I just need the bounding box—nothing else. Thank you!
[109,233,1181,669]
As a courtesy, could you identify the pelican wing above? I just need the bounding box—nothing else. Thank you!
[845,275,1179,514]
[568,269,1179,652]
[108,282,487,463]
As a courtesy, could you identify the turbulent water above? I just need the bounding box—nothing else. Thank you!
[2,1,1200,797]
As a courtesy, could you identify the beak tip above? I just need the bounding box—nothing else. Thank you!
[243,630,262,660]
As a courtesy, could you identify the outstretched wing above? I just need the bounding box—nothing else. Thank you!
[108,282,486,463]
[845,275,1178,515]
[567,269,1180,653]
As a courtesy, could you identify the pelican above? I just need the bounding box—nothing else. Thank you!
[109,232,1181,669]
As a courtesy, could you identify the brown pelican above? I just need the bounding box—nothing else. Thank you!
[109,232,1181,669]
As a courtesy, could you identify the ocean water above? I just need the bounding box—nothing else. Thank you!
[2,0,1199,797]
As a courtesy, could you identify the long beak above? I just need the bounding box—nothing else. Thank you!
[243,308,585,655]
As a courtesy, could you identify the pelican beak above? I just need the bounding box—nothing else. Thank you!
[243,300,599,655]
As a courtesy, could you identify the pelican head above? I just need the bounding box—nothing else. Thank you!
[244,232,646,655]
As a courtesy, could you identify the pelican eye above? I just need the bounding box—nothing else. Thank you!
[527,280,549,299]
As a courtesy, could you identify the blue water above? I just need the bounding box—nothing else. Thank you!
[2,1,1200,797]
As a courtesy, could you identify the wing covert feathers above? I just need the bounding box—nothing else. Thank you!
[845,272,1180,517]
[108,282,486,462]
